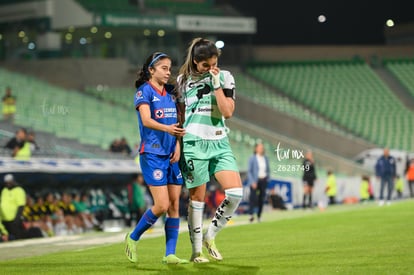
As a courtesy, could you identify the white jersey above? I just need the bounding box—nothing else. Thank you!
[178,70,236,142]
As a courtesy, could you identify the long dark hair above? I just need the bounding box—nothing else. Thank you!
[135,52,171,89]
[177,38,220,88]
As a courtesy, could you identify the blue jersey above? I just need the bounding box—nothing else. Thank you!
[134,82,178,156]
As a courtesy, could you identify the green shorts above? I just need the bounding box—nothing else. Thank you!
[180,138,239,189]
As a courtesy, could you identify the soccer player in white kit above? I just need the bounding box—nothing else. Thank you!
[177,38,243,263]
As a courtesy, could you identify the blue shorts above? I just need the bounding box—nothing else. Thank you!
[140,153,183,186]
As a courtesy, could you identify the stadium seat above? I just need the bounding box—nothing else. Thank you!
[0,68,138,152]
[234,72,350,137]
[384,59,414,98]
[246,61,413,151]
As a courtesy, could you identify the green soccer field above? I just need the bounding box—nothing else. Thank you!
[0,201,413,275]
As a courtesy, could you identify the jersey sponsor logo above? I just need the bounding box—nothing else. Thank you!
[155,109,164,118]
[155,108,177,119]
[152,96,161,102]
[153,169,163,180]
[135,91,143,99]
[197,107,213,112]
[186,172,194,183]
[163,107,176,113]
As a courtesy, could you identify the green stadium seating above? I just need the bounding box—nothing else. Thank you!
[234,72,350,137]
[384,59,414,98]
[247,61,414,151]
[0,68,138,152]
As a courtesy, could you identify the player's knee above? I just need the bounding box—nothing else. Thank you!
[167,200,179,213]
[154,203,169,215]
[225,187,243,203]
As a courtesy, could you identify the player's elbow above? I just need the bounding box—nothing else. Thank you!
[223,113,233,119]
[141,118,152,128]
[220,100,235,119]
[219,106,234,119]
[141,121,150,128]
[221,108,234,119]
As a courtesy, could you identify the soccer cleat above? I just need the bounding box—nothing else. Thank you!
[203,238,223,261]
[162,254,190,264]
[125,232,138,263]
[190,252,210,263]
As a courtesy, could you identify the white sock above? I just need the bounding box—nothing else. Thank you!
[188,200,205,254]
[205,187,243,240]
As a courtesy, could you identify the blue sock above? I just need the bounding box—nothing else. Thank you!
[130,209,158,241]
[165,217,180,256]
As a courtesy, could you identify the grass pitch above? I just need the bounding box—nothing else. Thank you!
[0,200,413,275]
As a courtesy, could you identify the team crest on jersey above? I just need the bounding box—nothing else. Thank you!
[135,91,143,99]
[153,169,163,180]
[154,109,164,118]
[186,173,194,183]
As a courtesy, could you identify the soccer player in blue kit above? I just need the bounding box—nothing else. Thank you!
[124,52,188,264]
